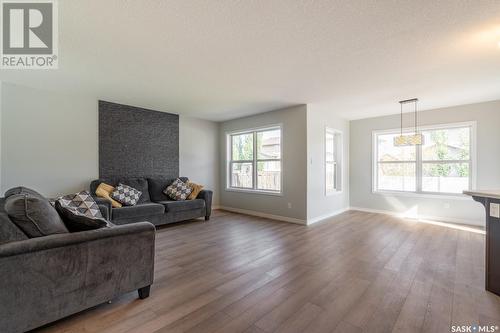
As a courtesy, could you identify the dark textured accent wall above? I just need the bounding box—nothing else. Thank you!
[99,100,179,179]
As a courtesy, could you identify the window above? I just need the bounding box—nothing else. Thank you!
[375,132,417,192]
[373,122,475,195]
[325,128,342,194]
[228,126,282,193]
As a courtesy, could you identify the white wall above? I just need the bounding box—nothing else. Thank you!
[6,80,495,227]
[307,104,350,223]
[350,100,500,226]
[219,105,308,222]
[0,82,220,200]
[179,116,220,205]
[1,83,99,197]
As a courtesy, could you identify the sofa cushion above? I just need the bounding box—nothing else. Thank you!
[147,177,188,202]
[95,183,122,208]
[187,182,204,200]
[57,191,103,218]
[119,178,150,203]
[4,194,69,237]
[164,178,192,201]
[112,203,165,220]
[0,212,28,244]
[111,183,142,206]
[90,178,151,203]
[158,199,205,213]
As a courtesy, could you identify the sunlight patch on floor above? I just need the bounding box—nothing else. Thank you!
[407,217,485,234]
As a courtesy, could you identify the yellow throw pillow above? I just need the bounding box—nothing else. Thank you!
[187,182,204,200]
[95,183,122,208]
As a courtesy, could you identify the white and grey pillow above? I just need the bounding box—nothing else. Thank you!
[164,178,192,201]
[111,183,142,206]
[57,191,103,218]
[55,201,109,232]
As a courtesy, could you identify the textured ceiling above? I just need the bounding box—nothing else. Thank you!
[1,0,500,121]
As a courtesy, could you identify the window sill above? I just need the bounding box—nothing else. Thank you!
[225,187,283,196]
[326,190,343,196]
[372,190,471,200]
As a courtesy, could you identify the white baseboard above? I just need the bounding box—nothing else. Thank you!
[349,206,483,227]
[218,206,307,225]
[306,207,350,225]
[218,206,350,226]
[216,205,482,228]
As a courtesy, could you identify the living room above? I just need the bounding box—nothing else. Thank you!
[1,1,500,333]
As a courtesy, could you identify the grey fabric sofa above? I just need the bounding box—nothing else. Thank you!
[89,177,213,226]
[0,198,155,333]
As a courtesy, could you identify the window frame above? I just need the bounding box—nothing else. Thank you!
[325,127,343,196]
[226,124,283,196]
[372,121,476,198]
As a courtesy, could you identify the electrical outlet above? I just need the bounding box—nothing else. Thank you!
[444,203,450,209]
[490,203,500,218]
[287,202,292,209]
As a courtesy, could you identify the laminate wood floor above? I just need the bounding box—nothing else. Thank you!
[36,210,500,333]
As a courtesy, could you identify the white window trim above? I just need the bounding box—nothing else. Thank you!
[225,124,283,195]
[372,121,477,198]
[325,127,343,196]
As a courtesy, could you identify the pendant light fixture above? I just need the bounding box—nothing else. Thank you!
[393,98,424,146]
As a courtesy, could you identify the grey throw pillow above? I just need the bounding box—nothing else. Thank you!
[4,194,69,237]
[111,183,142,206]
[164,178,192,201]
[0,212,28,244]
[4,186,43,198]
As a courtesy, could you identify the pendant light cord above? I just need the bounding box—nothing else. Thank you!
[414,99,417,134]
[397,98,419,139]
[400,102,403,136]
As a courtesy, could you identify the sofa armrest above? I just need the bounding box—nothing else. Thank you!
[197,190,213,218]
[93,197,112,220]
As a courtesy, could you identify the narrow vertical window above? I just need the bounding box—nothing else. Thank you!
[326,128,342,194]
